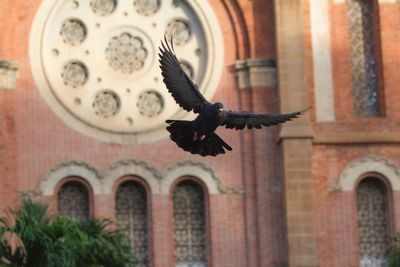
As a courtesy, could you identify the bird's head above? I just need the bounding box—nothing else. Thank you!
[213,102,224,113]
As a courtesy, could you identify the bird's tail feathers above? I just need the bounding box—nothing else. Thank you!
[166,120,232,156]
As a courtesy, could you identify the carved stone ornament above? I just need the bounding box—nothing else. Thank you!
[134,0,160,16]
[30,0,224,144]
[165,18,191,45]
[90,0,117,16]
[93,90,121,118]
[137,90,164,117]
[62,61,88,87]
[60,19,86,46]
[106,33,148,74]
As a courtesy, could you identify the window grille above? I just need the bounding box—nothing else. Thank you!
[58,181,90,221]
[347,0,381,117]
[357,178,390,267]
[116,181,149,267]
[173,181,207,267]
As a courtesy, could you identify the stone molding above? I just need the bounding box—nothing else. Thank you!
[232,59,277,89]
[161,161,244,195]
[39,159,242,196]
[336,156,400,191]
[0,61,18,90]
[102,159,161,194]
[40,161,102,196]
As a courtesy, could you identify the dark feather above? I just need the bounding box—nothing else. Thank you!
[159,36,209,113]
[219,108,308,130]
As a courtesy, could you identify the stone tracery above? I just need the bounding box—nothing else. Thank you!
[31,0,223,144]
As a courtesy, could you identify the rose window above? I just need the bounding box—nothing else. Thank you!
[106,33,148,74]
[30,0,224,144]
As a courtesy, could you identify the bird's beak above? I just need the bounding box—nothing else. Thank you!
[218,108,223,112]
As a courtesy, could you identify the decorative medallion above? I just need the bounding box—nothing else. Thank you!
[137,90,163,118]
[61,61,88,87]
[134,0,160,16]
[105,33,148,74]
[93,90,120,118]
[31,0,224,144]
[60,19,87,46]
[165,18,191,45]
[90,0,117,16]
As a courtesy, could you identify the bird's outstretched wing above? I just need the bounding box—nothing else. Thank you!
[219,108,307,130]
[159,36,209,113]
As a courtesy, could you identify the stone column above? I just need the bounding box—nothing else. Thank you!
[0,61,18,90]
[274,0,317,266]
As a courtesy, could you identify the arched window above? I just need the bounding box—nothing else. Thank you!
[347,0,382,117]
[116,181,149,267]
[57,180,90,221]
[173,180,207,267]
[357,177,390,266]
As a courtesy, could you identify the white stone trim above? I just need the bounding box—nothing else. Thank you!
[161,161,223,195]
[338,156,400,191]
[102,159,161,194]
[310,0,335,122]
[40,161,102,196]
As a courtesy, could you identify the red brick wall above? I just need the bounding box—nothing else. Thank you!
[309,1,400,266]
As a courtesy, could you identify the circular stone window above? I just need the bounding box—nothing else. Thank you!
[30,0,224,144]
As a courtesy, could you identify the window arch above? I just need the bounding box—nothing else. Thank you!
[356,176,391,266]
[115,180,149,267]
[347,0,383,117]
[173,180,208,267]
[57,180,91,221]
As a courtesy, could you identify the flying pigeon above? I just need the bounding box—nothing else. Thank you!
[159,37,306,156]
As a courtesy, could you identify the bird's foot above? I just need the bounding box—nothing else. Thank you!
[193,131,207,141]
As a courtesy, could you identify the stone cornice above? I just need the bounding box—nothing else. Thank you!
[231,58,277,89]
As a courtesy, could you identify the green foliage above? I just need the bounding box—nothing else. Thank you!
[387,233,400,267]
[0,199,136,267]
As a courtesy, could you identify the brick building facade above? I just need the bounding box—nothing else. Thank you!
[0,0,399,266]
